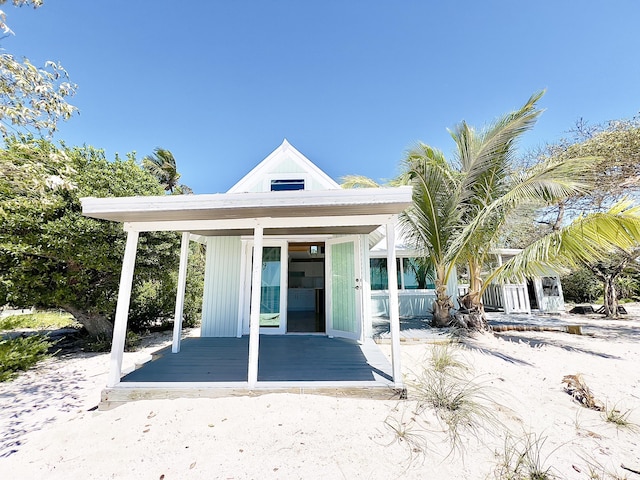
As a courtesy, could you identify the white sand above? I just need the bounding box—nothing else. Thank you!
[1,311,639,479]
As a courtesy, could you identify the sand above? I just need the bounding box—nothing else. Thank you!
[1,310,639,479]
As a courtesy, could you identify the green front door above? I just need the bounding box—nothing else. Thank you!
[325,236,362,340]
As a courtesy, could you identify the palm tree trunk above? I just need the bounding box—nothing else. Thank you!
[431,266,453,327]
[602,276,619,318]
[454,260,489,330]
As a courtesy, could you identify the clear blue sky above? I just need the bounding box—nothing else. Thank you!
[5,1,640,194]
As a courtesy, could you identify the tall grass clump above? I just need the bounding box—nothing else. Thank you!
[493,432,559,480]
[602,403,638,431]
[409,343,503,455]
[0,335,52,382]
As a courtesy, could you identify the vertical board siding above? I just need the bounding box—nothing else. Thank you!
[271,157,305,174]
[201,236,242,337]
[331,241,356,332]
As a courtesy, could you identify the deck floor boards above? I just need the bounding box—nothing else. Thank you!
[121,335,393,384]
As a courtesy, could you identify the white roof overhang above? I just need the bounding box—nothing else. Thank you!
[81,187,413,236]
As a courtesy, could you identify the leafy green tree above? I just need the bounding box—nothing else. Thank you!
[0,137,180,335]
[491,201,640,317]
[0,0,77,137]
[510,119,640,316]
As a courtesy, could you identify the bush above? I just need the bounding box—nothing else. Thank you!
[0,311,77,330]
[0,335,52,382]
[561,268,602,303]
[81,330,141,352]
[128,279,176,332]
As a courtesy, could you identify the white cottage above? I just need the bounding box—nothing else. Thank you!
[81,140,415,407]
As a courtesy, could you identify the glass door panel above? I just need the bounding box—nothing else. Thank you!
[259,246,282,328]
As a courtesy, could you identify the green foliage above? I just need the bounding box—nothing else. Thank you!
[0,310,77,330]
[0,335,51,382]
[0,137,180,329]
[408,344,502,455]
[142,147,187,194]
[82,330,141,353]
[183,242,206,327]
[493,432,558,480]
[0,1,77,137]
[603,403,637,430]
[561,267,602,303]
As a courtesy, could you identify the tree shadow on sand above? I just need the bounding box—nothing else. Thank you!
[490,332,623,359]
[459,335,535,366]
[0,353,102,458]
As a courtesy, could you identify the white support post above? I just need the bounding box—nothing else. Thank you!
[247,225,264,388]
[172,232,190,354]
[386,220,403,388]
[107,230,139,388]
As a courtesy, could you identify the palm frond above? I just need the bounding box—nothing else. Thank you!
[488,200,640,285]
[340,175,380,188]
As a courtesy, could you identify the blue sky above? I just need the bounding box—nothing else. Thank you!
[5,1,640,193]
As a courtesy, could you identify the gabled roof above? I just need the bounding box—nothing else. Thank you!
[227,139,340,193]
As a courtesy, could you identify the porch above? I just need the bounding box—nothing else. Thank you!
[100,335,402,409]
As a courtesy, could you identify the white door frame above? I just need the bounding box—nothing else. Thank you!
[325,235,363,341]
[241,239,288,335]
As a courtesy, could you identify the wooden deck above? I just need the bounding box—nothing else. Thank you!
[101,335,403,409]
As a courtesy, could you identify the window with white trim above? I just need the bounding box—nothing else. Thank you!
[370,257,435,291]
[270,179,305,191]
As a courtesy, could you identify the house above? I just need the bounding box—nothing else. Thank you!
[81,140,415,407]
[480,248,566,314]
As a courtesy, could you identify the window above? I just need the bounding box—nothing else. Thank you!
[270,179,305,191]
[541,276,560,297]
[370,257,435,290]
[370,258,400,290]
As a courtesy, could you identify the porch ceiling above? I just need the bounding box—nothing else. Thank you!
[81,187,413,235]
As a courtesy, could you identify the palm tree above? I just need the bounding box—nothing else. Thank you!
[400,92,594,327]
[142,147,181,193]
[345,92,638,328]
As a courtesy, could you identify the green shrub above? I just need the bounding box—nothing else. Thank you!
[128,279,176,332]
[561,268,602,303]
[0,335,52,382]
[0,311,78,331]
[81,330,141,352]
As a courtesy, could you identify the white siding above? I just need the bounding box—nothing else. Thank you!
[201,236,242,337]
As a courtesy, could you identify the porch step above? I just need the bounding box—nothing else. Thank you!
[99,384,407,410]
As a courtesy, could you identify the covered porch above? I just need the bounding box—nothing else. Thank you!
[81,187,413,407]
[101,334,399,408]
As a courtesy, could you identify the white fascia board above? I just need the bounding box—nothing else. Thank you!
[81,187,413,221]
[123,214,397,233]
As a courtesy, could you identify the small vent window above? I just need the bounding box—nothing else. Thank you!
[271,179,305,191]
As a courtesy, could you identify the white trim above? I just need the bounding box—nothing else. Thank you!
[123,214,397,234]
[108,230,139,387]
[241,239,288,335]
[110,380,393,389]
[172,232,190,354]
[247,226,264,388]
[386,220,403,388]
[81,187,413,223]
[263,172,310,192]
[236,240,249,337]
[227,139,340,193]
